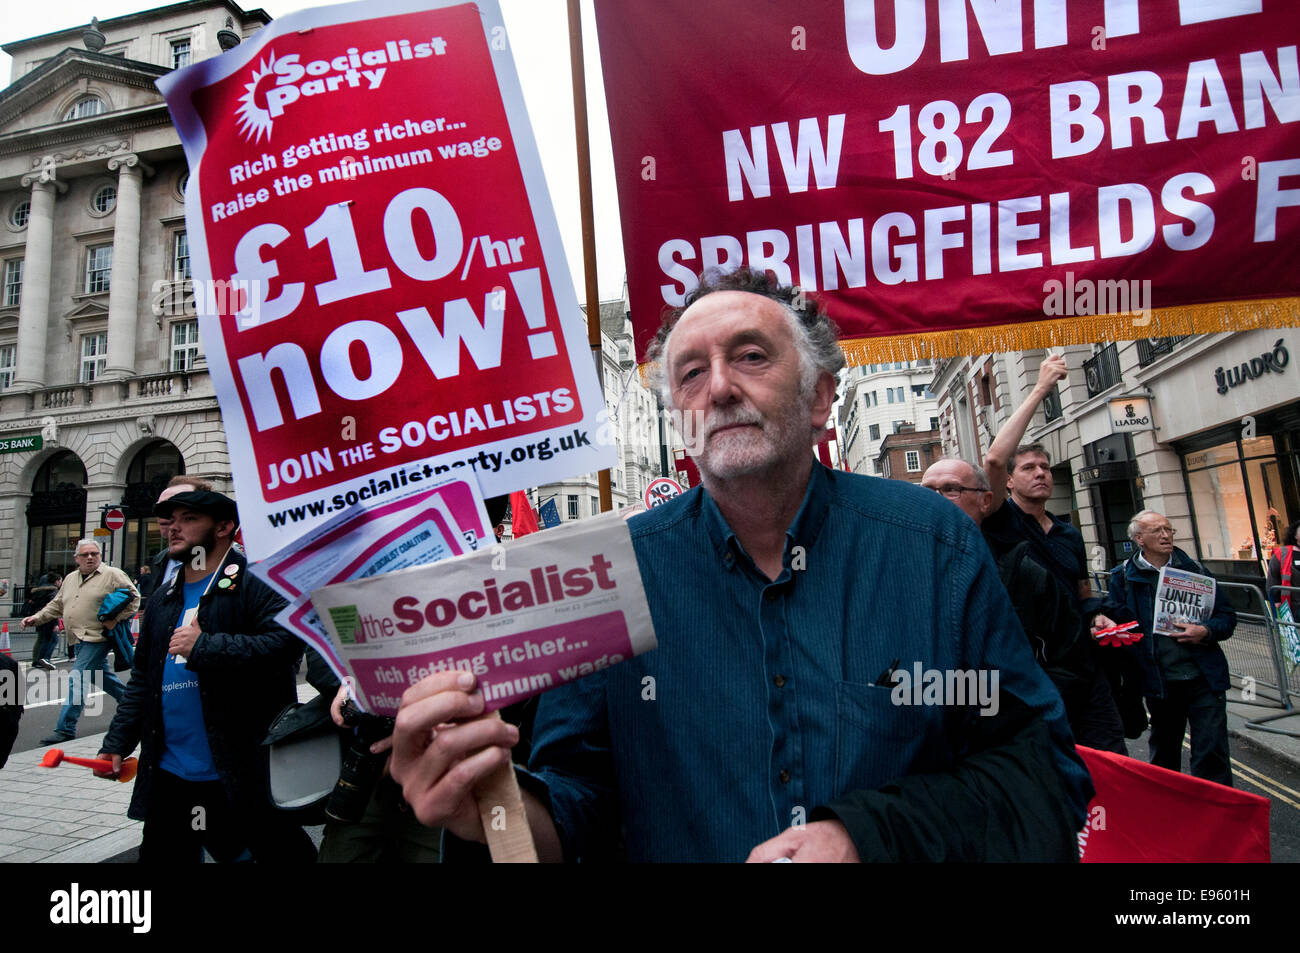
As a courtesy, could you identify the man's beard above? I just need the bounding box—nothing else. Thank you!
[170,527,219,568]
[697,396,811,481]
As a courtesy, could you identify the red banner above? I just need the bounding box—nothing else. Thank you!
[1076,746,1269,862]
[593,0,1300,363]
[160,0,614,557]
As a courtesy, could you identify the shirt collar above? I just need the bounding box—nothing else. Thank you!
[700,462,832,572]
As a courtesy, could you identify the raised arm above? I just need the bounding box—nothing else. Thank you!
[985,354,1068,509]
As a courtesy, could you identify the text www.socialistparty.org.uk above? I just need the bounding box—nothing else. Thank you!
[266,428,593,527]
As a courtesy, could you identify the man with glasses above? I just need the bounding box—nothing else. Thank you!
[24,540,139,744]
[1095,510,1236,785]
[921,458,1094,747]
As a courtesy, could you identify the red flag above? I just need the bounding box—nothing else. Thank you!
[1076,746,1270,863]
[510,491,540,538]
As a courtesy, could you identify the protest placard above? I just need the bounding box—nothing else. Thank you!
[251,475,492,681]
[158,0,615,557]
[1152,565,1216,635]
[309,511,656,716]
[594,0,1300,362]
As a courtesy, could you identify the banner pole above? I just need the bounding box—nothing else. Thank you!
[568,0,613,515]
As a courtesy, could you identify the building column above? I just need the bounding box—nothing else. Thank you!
[105,153,149,379]
[12,171,64,390]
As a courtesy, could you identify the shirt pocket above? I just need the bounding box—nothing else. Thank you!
[833,679,931,795]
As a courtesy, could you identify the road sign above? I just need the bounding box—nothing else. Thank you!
[644,477,684,509]
[104,508,126,531]
[92,528,112,537]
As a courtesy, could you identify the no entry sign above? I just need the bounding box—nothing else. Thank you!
[104,509,126,532]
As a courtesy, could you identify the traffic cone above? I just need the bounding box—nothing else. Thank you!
[0,621,10,657]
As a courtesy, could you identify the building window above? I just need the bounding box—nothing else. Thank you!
[911,384,926,396]
[170,320,199,371]
[80,332,107,382]
[591,496,599,517]
[173,231,190,280]
[10,200,29,229]
[905,450,921,472]
[171,39,192,70]
[64,96,105,120]
[929,416,940,431]
[0,344,14,389]
[3,259,21,307]
[896,386,905,401]
[567,494,578,520]
[886,389,894,404]
[91,184,117,214]
[869,423,880,440]
[85,245,112,293]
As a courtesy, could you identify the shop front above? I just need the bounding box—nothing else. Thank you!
[1177,410,1300,581]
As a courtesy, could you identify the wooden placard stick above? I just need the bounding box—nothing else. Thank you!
[474,711,538,862]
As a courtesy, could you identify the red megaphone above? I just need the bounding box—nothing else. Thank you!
[39,748,138,783]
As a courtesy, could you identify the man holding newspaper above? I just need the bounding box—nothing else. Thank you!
[1095,510,1237,786]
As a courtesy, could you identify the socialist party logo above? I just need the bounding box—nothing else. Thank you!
[234,37,447,143]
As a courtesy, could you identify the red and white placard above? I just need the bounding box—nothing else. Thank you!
[159,0,614,556]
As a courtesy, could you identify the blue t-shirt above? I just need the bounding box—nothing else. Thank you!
[159,573,219,781]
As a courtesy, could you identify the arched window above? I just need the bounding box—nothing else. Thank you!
[64,97,106,121]
[123,440,184,576]
[26,451,88,583]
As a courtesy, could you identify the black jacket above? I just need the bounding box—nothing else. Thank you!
[0,653,20,770]
[101,549,304,821]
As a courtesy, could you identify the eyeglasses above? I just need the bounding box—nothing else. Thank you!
[1143,526,1176,538]
[926,484,985,499]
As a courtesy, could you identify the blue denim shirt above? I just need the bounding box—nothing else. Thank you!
[523,464,1092,861]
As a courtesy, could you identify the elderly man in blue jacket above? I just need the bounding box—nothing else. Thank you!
[1095,509,1237,786]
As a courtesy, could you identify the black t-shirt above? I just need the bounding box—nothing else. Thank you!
[983,497,1087,605]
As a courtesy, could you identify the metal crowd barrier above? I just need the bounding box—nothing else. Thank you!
[1251,583,1300,737]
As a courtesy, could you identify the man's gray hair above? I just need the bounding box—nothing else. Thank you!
[1127,509,1165,542]
[75,538,101,554]
[645,267,845,405]
[966,461,991,491]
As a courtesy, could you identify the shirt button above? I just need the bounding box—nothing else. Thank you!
[764,589,778,602]
[773,675,786,688]
[779,769,792,784]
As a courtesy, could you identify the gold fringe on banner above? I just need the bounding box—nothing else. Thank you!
[636,297,1300,382]
[836,297,1300,366]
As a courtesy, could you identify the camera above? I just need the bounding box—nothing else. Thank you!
[324,699,396,823]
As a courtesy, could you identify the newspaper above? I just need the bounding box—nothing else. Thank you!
[250,477,492,681]
[309,511,657,715]
[1152,566,1216,635]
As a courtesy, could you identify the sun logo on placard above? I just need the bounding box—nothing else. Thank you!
[235,52,279,143]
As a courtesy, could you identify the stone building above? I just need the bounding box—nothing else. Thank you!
[837,359,939,475]
[0,2,267,590]
[523,294,679,530]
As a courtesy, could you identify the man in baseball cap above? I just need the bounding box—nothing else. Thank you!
[98,488,314,862]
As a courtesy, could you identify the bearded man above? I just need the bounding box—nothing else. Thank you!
[390,268,1092,862]
[98,490,314,863]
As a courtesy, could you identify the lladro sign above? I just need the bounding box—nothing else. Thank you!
[1108,397,1154,434]
[1214,340,1289,395]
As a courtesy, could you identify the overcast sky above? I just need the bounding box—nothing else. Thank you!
[0,0,627,303]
